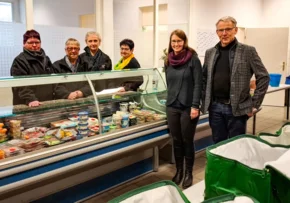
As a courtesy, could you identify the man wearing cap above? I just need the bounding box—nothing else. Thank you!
[10,29,57,107]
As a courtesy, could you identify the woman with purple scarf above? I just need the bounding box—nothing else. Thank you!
[165,29,202,189]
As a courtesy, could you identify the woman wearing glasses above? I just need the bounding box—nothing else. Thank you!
[10,30,57,107]
[53,38,92,100]
[165,29,202,189]
[111,39,143,92]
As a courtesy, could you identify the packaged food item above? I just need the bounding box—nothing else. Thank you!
[88,117,98,126]
[9,120,21,128]
[0,126,8,142]
[22,127,48,140]
[78,129,89,136]
[153,114,166,121]
[78,111,89,120]
[129,115,137,126]
[68,116,79,122]
[120,102,129,112]
[110,125,117,131]
[143,110,155,122]
[0,144,24,158]
[8,139,24,147]
[0,150,5,159]
[43,135,62,146]
[112,114,122,129]
[121,114,129,128]
[129,102,137,112]
[102,117,112,124]
[78,124,89,131]
[20,138,44,152]
[51,120,77,128]
[89,126,99,136]
[55,128,77,141]
[132,110,145,124]
[102,123,110,132]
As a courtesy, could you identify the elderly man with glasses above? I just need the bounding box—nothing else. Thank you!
[53,38,92,100]
[201,16,269,144]
[10,29,57,107]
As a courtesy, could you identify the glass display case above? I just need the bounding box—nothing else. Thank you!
[0,68,172,202]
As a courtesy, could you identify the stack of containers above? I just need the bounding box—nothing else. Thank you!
[9,120,22,139]
[77,111,89,139]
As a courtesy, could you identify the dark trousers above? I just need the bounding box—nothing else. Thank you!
[166,107,199,161]
[209,102,248,144]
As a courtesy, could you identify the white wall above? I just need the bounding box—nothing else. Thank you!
[262,0,290,27]
[33,0,94,27]
[192,0,263,29]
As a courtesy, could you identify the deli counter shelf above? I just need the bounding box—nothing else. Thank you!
[0,68,172,202]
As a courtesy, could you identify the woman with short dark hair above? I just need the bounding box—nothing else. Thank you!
[110,39,143,92]
[10,29,57,106]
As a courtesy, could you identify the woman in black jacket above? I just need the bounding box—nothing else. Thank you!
[112,39,143,91]
[10,30,57,106]
[165,29,202,189]
[79,31,112,71]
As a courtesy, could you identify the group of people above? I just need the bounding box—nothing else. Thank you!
[10,30,142,106]
[165,16,269,189]
[10,15,270,189]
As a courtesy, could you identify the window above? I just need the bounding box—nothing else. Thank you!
[0,2,12,22]
[140,4,168,31]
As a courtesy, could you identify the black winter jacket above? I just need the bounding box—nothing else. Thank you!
[53,57,93,99]
[79,47,112,71]
[10,49,57,105]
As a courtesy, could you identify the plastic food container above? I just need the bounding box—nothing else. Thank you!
[78,124,89,131]
[121,114,129,128]
[102,123,110,132]
[9,120,22,128]
[78,111,89,120]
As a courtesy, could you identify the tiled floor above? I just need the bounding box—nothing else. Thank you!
[82,106,286,203]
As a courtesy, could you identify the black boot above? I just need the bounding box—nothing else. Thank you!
[172,156,184,185]
[182,157,193,189]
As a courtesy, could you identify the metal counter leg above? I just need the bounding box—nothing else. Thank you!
[153,146,159,172]
[287,89,290,120]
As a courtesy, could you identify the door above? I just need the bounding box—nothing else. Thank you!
[245,28,289,106]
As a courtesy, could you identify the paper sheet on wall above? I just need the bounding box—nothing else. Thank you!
[196,29,219,57]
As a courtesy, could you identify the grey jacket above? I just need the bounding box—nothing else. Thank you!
[201,41,270,116]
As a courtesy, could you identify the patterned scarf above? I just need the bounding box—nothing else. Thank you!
[65,56,79,73]
[168,49,192,67]
[114,54,135,70]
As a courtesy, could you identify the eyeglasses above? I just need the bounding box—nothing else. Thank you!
[120,47,130,51]
[171,40,183,44]
[26,41,40,45]
[66,47,80,51]
[216,27,236,34]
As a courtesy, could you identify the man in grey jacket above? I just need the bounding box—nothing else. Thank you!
[201,16,269,144]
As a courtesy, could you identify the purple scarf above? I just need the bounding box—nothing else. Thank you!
[168,49,192,66]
